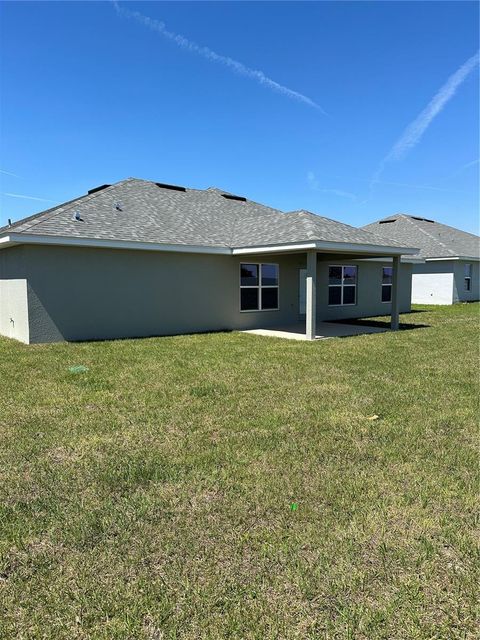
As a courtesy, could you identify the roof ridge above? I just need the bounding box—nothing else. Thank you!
[403,215,456,257]
[284,211,319,240]
[290,209,406,246]
[299,213,320,240]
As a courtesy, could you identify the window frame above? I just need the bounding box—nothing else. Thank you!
[328,265,357,307]
[239,262,280,312]
[381,266,393,303]
[464,263,472,292]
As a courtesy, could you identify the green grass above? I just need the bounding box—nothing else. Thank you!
[1,304,478,639]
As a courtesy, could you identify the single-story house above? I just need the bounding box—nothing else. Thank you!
[362,214,479,305]
[0,178,419,344]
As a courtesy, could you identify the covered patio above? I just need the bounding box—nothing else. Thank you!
[302,249,402,340]
[242,321,389,341]
[234,242,416,340]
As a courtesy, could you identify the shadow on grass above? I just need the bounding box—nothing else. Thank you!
[329,317,430,331]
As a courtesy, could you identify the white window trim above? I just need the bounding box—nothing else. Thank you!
[328,265,357,307]
[381,266,393,303]
[239,263,279,313]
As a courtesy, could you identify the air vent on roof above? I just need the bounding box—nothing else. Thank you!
[221,193,247,202]
[379,219,396,224]
[411,216,434,223]
[155,182,186,192]
[88,184,111,195]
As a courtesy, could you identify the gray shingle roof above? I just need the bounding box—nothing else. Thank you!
[1,178,410,251]
[362,214,480,259]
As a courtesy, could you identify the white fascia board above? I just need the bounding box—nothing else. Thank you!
[356,256,425,264]
[232,242,317,255]
[424,256,480,262]
[232,240,418,256]
[0,233,231,255]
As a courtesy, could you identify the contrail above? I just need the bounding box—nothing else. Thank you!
[2,192,58,203]
[372,51,479,185]
[459,158,479,171]
[0,169,20,177]
[112,1,324,113]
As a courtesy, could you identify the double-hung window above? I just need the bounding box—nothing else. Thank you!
[240,263,279,311]
[464,263,472,291]
[381,267,393,302]
[328,266,357,306]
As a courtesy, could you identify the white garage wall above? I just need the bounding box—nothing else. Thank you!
[411,272,453,305]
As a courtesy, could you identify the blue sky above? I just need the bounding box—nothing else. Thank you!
[1,1,478,233]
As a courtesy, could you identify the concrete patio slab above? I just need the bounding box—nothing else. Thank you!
[241,322,388,341]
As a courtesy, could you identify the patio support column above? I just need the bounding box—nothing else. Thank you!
[391,255,400,330]
[306,250,317,340]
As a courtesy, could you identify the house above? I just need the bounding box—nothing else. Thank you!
[0,178,419,344]
[362,214,479,305]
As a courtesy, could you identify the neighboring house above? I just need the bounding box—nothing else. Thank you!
[0,178,418,344]
[362,214,480,305]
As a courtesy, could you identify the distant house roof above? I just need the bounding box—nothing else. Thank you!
[0,178,416,255]
[361,214,479,260]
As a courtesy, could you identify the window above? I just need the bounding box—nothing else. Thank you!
[464,263,472,291]
[328,265,357,306]
[240,263,279,311]
[381,267,393,302]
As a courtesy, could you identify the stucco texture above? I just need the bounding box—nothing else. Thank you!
[1,245,412,343]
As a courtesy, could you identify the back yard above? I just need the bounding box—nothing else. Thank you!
[0,304,478,639]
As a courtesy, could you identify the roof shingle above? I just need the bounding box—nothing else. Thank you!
[1,178,411,251]
[362,214,479,259]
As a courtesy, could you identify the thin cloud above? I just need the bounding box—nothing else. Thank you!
[112,1,324,113]
[0,169,20,178]
[307,171,357,200]
[321,188,357,201]
[2,192,58,203]
[372,51,480,186]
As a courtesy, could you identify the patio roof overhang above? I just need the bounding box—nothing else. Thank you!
[231,240,419,257]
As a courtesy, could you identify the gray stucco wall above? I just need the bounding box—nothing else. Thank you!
[1,245,412,343]
[315,257,412,321]
[12,246,304,343]
[453,260,480,302]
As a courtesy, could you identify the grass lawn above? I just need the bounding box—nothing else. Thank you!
[1,304,478,639]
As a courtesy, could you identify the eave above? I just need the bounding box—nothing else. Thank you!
[0,232,419,258]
